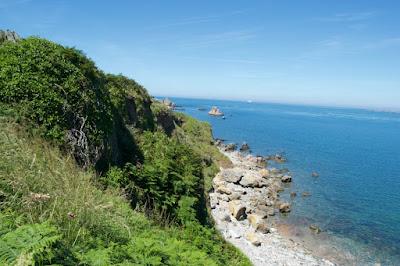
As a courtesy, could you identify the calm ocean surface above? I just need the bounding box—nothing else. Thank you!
[171,97,400,265]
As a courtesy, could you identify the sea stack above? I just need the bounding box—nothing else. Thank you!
[208,106,224,116]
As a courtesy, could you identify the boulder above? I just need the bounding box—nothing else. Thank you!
[240,142,250,152]
[216,185,232,195]
[245,232,261,246]
[274,154,287,163]
[259,168,270,178]
[279,202,291,213]
[281,175,292,183]
[239,174,266,188]
[256,223,271,234]
[228,200,247,220]
[212,174,225,187]
[224,143,237,152]
[220,168,243,183]
[222,214,231,222]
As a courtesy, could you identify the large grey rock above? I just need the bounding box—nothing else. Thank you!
[220,168,243,183]
[0,30,20,43]
[239,174,266,188]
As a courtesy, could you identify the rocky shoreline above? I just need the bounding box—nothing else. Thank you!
[210,145,334,266]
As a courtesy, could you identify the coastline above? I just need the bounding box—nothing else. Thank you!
[210,147,334,266]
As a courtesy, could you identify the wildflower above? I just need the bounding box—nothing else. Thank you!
[67,212,76,219]
[30,192,51,202]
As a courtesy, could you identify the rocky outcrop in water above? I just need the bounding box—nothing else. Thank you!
[208,106,224,116]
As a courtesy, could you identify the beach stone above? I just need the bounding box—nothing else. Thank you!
[222,214,231,222]
[259,168,270,178]
[256,223,271,234]
[228,192,241,201]
[247,213,264,228]
[220,168,243,183]
[281,175,292,183]
[213,173,225,187]
[216,185,232,195]
[245,232,261,246]
[279,202,291,213]
[210,194,218,209]
[229,200,247,220]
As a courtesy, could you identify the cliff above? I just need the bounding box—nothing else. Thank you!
[0,32,250,265]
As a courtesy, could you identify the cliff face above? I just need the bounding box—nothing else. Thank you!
[0,32,250,265]
[0,30,20,43]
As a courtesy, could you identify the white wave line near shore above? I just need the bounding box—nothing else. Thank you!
[210,149,334,266]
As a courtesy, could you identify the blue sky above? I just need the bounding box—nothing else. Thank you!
[1,0,399,110]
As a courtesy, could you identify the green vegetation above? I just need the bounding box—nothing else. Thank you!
[0,36,250,265]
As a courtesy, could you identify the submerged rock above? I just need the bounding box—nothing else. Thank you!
[290,192,297,198]
[309,224,321,234]
[279,202,291,213]
[302,191,311,197]
[311,172,319,177]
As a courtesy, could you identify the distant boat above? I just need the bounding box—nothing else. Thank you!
[208,106,224,116]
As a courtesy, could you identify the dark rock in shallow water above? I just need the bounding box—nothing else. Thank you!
[290,192,297,198]
[279,202,291,213]
[240,142,250,152]
[309,224,321,234]
[302,191,311,197]
[224,143,237,151]
[281,175,292,183]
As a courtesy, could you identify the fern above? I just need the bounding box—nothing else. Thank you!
[0,222,61,265]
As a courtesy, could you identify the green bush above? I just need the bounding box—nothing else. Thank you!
[0,37,113,167]
[127,131,203,216]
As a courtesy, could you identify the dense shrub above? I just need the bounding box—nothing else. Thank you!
[0,37,113,166]
[127,131,203,216]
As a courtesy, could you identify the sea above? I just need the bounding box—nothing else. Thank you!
[170,97,400,266]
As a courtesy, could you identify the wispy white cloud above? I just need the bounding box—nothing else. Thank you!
[364,37,400,49]
[315,11,377,22]
[146,9,251,30]
[0,0,32,9]
[180,29,258,49]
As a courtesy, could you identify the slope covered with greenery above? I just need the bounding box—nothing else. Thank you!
[0,36,251,265]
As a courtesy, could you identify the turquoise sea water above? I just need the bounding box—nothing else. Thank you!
[171,97,400,265]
